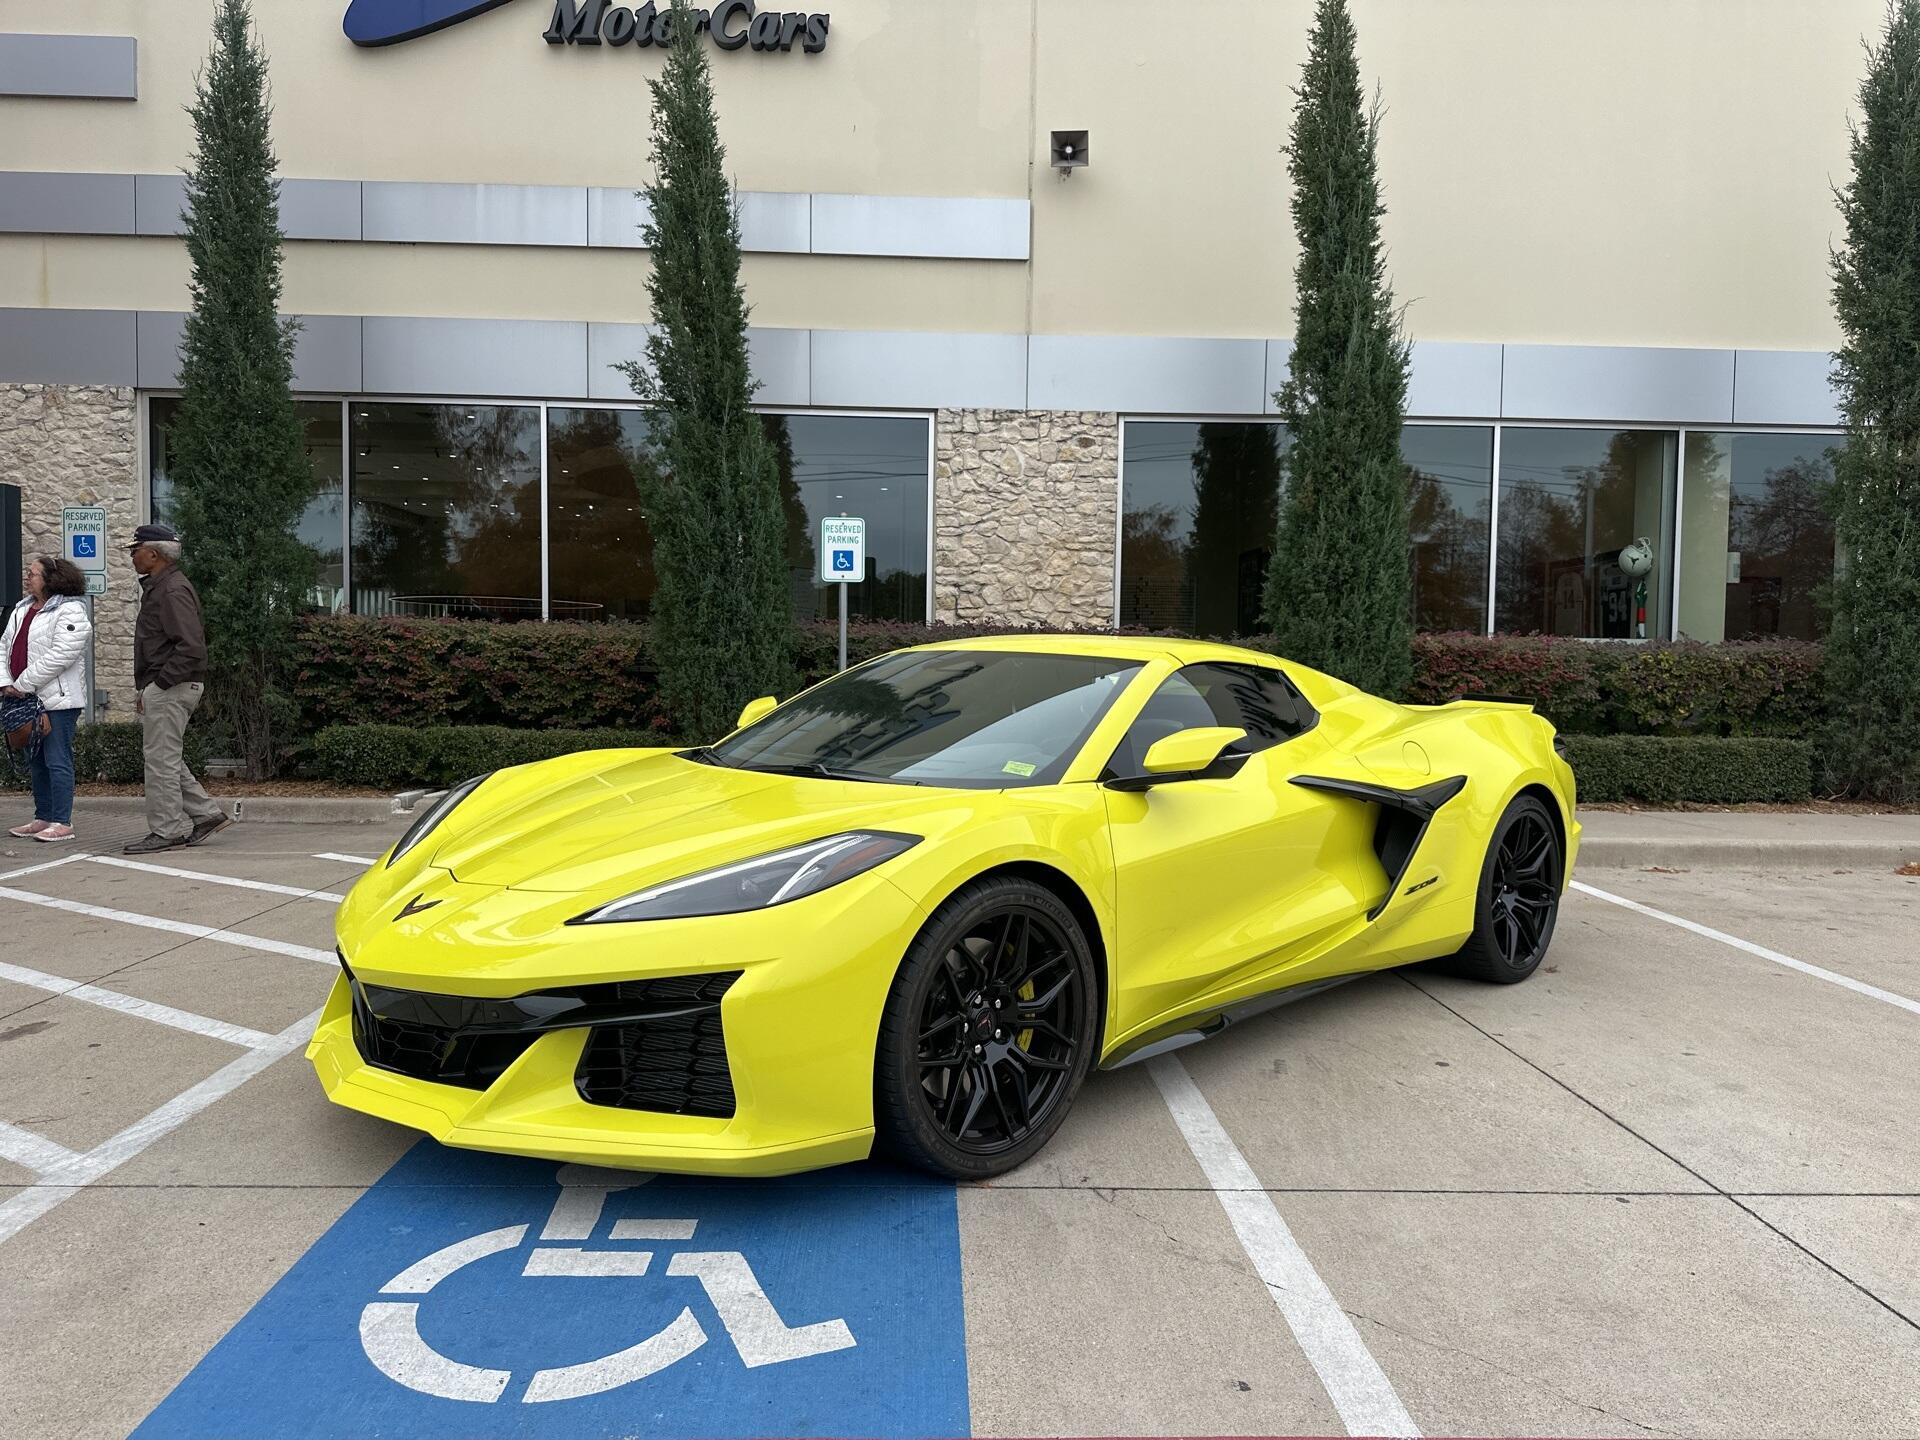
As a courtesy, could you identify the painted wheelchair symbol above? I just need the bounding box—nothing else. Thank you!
[359,1164,855,1405]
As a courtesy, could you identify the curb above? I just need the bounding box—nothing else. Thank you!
[1576,837,1920,870]
[72,794,418,826]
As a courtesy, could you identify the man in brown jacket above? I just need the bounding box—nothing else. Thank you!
[125,524,230,854]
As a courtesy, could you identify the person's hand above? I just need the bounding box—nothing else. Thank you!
[0,686,20,699]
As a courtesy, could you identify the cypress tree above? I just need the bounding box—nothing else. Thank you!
[1826,0,1920,801]
[619,0,791,739]
[166,0,313,778]
[1262,0,1413,696]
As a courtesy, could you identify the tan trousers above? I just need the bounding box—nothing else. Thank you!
[141,681,222,840]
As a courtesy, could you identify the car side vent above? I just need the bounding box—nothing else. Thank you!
[574,971,741,1118]
[1290,774,1468,919]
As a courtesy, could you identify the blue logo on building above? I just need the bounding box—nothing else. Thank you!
[343,0,519,47]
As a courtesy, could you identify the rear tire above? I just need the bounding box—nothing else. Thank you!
[874,876,1099,1180]
[1439,795,1563,984]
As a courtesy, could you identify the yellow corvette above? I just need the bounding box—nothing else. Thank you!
[309,636,1577,1179]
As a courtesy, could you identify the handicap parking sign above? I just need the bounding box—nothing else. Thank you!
[831,548,855,573]
[72,534,98,559]
[136,1144,969,1439]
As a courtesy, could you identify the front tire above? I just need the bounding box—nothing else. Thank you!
[874,876,1099,1180]
[1441,795,1563,983]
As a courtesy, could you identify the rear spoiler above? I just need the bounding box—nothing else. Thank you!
[1454,692,1535,708]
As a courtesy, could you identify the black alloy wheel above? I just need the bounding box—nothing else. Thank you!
[1442,794,1563,983]
[875,877,1099,1179]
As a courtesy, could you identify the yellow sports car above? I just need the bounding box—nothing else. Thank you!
[310,636,1577,1179]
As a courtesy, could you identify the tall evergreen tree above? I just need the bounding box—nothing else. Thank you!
[619,0,790,739]
[1826,0,1920,801]
[1262,0,1413,695]
[167,0,313,777]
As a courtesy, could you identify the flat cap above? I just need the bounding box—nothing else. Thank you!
[127,523,180,549]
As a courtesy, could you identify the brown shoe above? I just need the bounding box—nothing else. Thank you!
[189,814,234,846]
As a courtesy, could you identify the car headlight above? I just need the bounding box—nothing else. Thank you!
[572,830,921,924]
[387,773,489,867]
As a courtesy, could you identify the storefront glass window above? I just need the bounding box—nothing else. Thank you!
[349,403,542,619]
[1119,421,1288,636]
[148,397,346,611]
[770,413,929,622]
[1495,427,1677,639]
[1677,432,1838,642]
[544,409,929,623]
[1403,424,1492,633]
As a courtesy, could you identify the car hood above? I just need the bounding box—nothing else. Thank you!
[427,751,951,896]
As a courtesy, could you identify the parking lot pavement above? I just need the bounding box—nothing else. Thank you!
[0,821,1916,1439]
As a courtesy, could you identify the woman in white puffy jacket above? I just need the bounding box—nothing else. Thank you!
[1,555,94,843]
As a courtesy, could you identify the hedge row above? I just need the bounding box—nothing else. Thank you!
[292,616,1823,741]
[1,722,209,790]
[1559,736,1812,805]
[306,724,669,789]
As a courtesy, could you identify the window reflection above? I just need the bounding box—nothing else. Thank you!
[148,397,345,611]
[349,404,542,619]
[1496,428,1676,639]
[768,413,928,622]
[1403,425,1492,633]
[548,407,658,622]
[1120,421,1287,636]
[1678,432,1837,642]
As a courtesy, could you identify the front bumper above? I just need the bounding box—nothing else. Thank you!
[307,871,926,1176]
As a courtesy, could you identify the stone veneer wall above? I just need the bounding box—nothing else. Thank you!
[0,385,140,712]
[932,409,1119,629]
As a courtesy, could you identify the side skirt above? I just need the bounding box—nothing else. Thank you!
[1100,973,1367,1070]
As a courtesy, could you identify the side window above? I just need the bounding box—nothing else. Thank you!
[1105,662,1317,777]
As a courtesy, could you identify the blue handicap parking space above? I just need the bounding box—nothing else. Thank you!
[136,1144,970,1439]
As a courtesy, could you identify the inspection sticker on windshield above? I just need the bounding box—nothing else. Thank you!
[134,1143,969,1439]
[1001,760,1037,777]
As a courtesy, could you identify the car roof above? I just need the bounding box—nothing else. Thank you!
[902,633,1363,705]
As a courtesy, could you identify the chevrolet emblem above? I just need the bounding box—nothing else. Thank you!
[396,894,441,921]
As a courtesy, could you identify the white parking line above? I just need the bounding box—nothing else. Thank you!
[314,852,379,867]
[0,959,277,1050]
[1149,1055,1420,1439]
[0,1120,81,1177]
[83,854,347,903]
[0,854,88,883]
[0,885,334,965]
[1571,880,1920,1019]
[0,1007,322,1248]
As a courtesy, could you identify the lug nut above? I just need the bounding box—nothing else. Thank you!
[994,999,1003,1009]
[973,1044,983,1055]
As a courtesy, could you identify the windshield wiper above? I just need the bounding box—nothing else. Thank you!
[677,746,731,768]
[739,761,921,785]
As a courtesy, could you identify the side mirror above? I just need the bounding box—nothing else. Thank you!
[1107,726,1247,791]
[736,695,778,729]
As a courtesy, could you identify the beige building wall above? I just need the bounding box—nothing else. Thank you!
[0,0,1884,348]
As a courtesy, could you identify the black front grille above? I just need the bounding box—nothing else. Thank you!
[575,972,740,1118]
[349,978,543,1089]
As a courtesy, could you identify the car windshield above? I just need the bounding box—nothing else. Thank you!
[707,650,1144,788]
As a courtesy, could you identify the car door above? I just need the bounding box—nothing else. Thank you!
[1101,662,1376,1042]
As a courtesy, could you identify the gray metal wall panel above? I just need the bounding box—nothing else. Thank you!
[362,182,586,247]
[1407,341,1503,418]
[0,170,134,235]
[589,323,816,404]
[1260,339,1293,416]
[1502,343,1735,424]
[1029,335,1266,414]
[361,316,587,397]
[133,174,186,237]
[0,308,136,385]
[280,180,363,242]
[0,34,136,99]
[590,189,809,253]
[810,194,1029,261]
[811,330,1024,410]
[1732,349,1842,428]
[135,310,184,388]
[292,315,364,392]
[587,189,648,249]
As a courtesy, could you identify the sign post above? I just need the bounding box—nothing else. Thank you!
[818,515,865,673]
[62,506,107,723]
